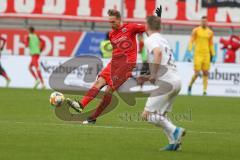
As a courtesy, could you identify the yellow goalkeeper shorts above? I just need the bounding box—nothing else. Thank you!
[193,54,211,71]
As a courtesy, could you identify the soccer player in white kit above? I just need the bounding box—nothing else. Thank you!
[137,16,186,151]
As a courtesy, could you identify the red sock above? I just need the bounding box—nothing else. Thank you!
[1,71,10,81]
[91,93,112,119]
[37,69,44,85]
[80,86,100,108]
[29,67,37,80]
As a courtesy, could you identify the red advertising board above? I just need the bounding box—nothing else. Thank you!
[0,29,82,57]
[0,0,240,28]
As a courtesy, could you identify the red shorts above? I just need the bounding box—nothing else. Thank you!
[99,55,136,90]
[30,54,40,68]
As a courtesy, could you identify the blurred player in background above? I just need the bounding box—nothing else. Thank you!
[0,36,11,87]
[187,16,215,95]
[67,9,145,124]
[25,26,45,89]
[138,33,150,76]
[137,15,185,151]
[100,32,112,58]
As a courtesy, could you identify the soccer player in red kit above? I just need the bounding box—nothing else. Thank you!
[0,36,11,87]
[67,9,145,124]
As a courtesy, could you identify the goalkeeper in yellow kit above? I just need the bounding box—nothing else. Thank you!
[188,16,215,95]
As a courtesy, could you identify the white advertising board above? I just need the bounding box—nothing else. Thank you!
[1,55,240,97]
[177,62,240,97]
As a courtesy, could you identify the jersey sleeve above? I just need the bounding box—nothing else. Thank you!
[209,30,215,56]
[108,31,114,47]
[130,23,145,34]
[37,34,45,51]
[24,35,30,47]
[188,28,197,51]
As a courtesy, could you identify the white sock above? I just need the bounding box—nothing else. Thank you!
[147,113,177,144]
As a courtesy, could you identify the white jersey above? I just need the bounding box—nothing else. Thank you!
[144,33,181,114]
[144,33,179,82]
[144,33,175,67]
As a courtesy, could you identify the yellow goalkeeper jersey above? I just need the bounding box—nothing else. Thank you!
[188,26,215,56]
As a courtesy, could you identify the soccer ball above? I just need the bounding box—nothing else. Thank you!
[49,91,65,107]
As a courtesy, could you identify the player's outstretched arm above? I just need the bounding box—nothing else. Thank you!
[209,32,215,56]
[209,31,216,63]
[188,29,197,51]
[149,47,162,84]
[24,35,30,47]
[39,36,46,52]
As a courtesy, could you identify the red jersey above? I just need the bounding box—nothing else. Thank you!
[99,23,145,90]
[109,23,145,63]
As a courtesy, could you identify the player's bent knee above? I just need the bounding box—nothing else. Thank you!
[105,86,114,94]
[194,70,200,76]
[202,70,209,76]
[94,77,106,89]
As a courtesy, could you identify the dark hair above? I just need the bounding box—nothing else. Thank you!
[28,26,35,33]
[202,16,207,19]
[146,16,161,31]
[108,9,121,19]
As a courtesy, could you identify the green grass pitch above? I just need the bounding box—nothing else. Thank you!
[0,88,240,160]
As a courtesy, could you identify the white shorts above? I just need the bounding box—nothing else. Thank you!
[145,74,181,115]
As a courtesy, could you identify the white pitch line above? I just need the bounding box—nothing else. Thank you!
[0,120,231,135]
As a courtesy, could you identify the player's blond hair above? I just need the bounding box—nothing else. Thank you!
[108,9,121,19]
[146,16,161,31]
